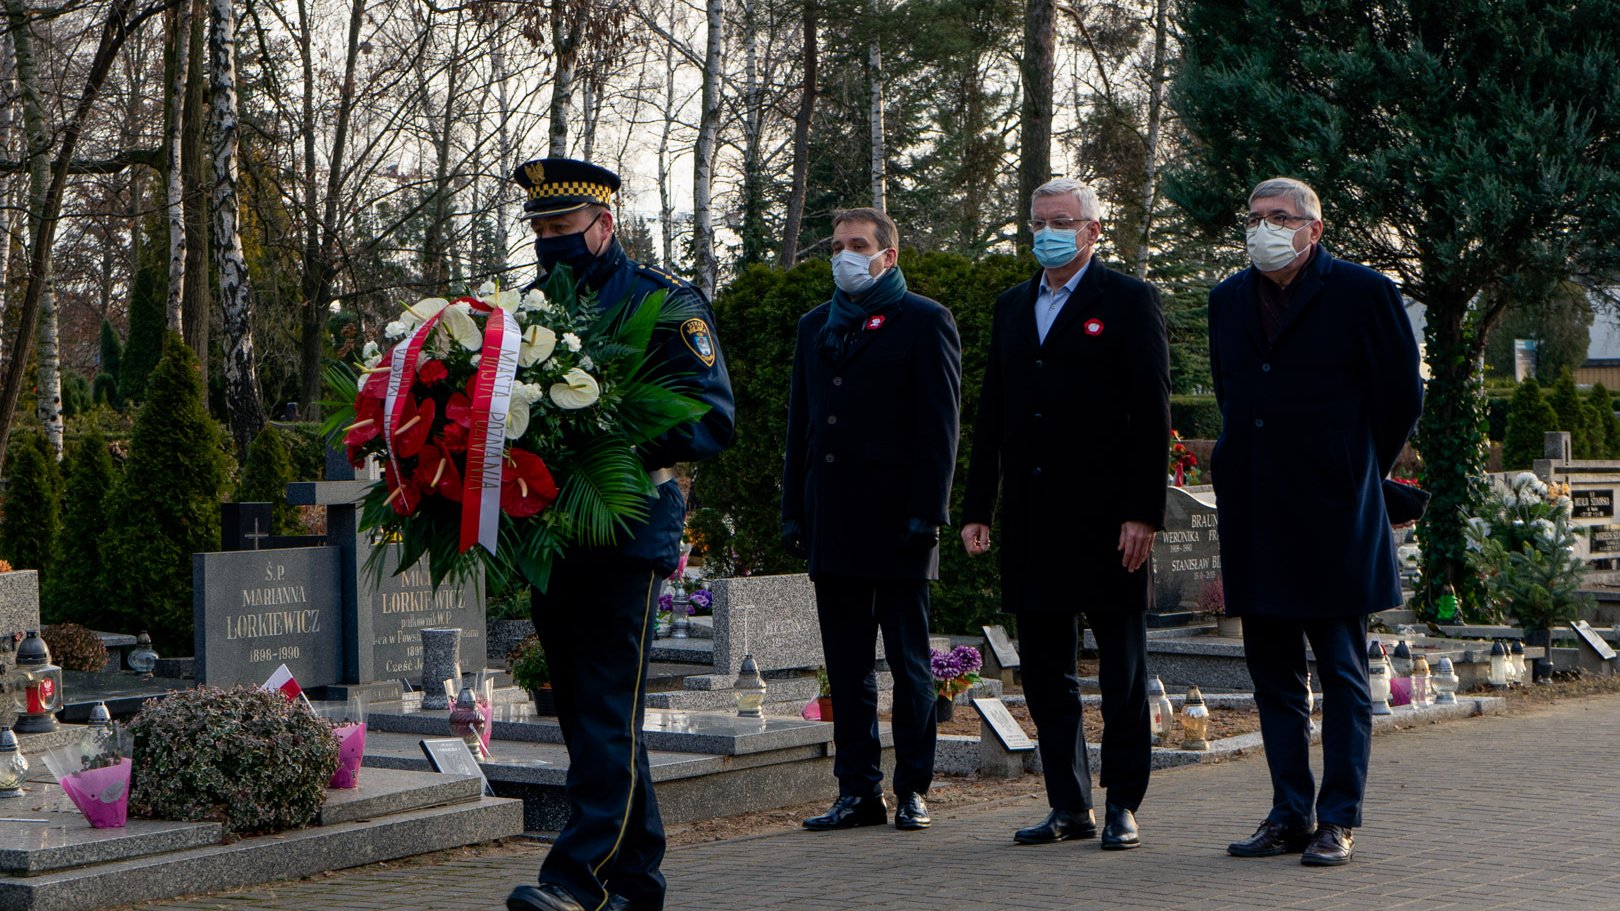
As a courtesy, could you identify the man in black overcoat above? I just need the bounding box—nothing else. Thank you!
[961,178,1170,850]
[1213,177,1422,867]
[506,158,735,911]
[781,207,962,833]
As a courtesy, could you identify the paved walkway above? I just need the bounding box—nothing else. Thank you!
[138,697,1620,911]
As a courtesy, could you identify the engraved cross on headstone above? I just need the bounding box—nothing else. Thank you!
[243,518,269,551]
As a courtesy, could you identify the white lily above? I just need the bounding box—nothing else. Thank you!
[437,301,483,351]
[506,382,546,440]
[550,368,601,409]
[520,325,558,368]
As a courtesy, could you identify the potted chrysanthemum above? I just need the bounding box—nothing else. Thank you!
[929,645,983,722]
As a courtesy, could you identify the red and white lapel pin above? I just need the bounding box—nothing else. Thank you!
[1084,318,1104,336]
[865,315,887,331]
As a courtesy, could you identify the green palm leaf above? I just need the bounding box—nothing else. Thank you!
[553,433,654,547]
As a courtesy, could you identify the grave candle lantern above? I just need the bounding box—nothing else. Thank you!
[1410,655,1431,706]
[1509,640,1526,685]
[1146,675,1175,745]
[1432,657,1459,705]
[733,655,767,717]
[1368,659,1393,715]
[1391,640,1413,678]
[0,727,26,798]
[127,631,158,678]
[1180,685,1210,751]
[1488,640,1508,688]
[14,631,61,734]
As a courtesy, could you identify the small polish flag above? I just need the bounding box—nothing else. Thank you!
[262,664,304,703]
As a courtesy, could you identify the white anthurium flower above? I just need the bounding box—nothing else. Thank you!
[562,332,582,353]
[401,297,449,330]
[438,301,484,351]
[520,325,557,368]
[550,368,601,409]
[505,382,546,440]
[491,288,522,312]
[361,341,381,367]
[383,320,409,342]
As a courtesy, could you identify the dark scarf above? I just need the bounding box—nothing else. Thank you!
[819,266,907,359]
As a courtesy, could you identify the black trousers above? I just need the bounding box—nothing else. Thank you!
[532,558,665,911]
[1016,609,1150,813]
[1242,612,1371,829]
[812,575,936,798]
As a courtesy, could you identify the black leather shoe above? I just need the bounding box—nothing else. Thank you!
[1101,804,1140,850]
[895,792,931,830]
[1227,819,1316,857]
[1013,808,1097,844]
[803,794,888,830]
[507,884,586,911]
[1301,823,1355,866]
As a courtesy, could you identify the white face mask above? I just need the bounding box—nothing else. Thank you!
[832,249,889,295]
[1245,220,1309,272]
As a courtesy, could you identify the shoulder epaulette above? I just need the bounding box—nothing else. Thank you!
[636,263,687,287]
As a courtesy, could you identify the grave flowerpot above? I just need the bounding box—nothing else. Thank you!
[530,685,557,716]
[935,695,954,722]
[1216,615,1243,637]
[815,696,834,722]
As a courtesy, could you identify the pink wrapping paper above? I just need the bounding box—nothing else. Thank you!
[60,759,131,828]
[329,723,367,789]
[1389,676,1413,707]
[478,702,493,752]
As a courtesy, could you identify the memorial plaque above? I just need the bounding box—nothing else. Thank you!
[1570,620,1617,661]
[1152,487,1221,611]
[1572,488,1615,519]
[193,547,343,688]
[982,625,1020,670]
[419,738,492,795]
[972,697,1034,752]
[364,545,485,682]
[1590,525,1620,554]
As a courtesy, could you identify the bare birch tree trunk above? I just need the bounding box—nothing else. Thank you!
[1135,0,1169,279]
[1017,0,1055,249]
[0,31,15,375]
[492,47,512,274]
[547,0,583,158]
[164,0,190,331]
[778,0,816,267]
[866,2,884,210]
[209,0,266,453]
[690,0,722,297]
[656,13,676,267]
[181,0,209,372]
[737,0,768,264]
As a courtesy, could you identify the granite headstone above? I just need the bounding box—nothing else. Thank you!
[1152,486,1221,612]
[192,547,344,688]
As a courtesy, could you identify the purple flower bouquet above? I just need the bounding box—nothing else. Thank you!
[929,644,984,701]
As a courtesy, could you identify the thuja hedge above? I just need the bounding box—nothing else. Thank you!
[102,335,233,653]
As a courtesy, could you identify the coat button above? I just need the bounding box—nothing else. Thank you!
[1254,418,1265,428]
[832,377,843,386]
[1262,363,1271,372]
[1035,360,1044,368]
[827,415,837,425]
[1033,467,1043,477]
[825,454,836,463]
[1033,412,1043,420]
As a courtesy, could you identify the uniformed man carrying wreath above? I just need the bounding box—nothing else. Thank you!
[506,158,735,911]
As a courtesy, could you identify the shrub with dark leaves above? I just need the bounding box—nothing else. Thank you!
[41,623,109,672]
[128,686,336,839]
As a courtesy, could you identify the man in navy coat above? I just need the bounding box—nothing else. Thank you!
[961,178,1170,851]
[1213,177,1422,867]
[782,207,962,833]
[507,158,735,911]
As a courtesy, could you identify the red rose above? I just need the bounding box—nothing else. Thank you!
[417,359,448,386]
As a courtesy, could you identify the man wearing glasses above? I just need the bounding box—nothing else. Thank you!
[961,177,1169,851]
[1212,177,1421,867]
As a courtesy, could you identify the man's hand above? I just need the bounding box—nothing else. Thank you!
[781,518,810,559]
[900,517,940,552]
[1118,520,1155,572]
[961,522,992,556]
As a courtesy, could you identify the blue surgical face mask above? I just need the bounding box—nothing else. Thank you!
[1032,227,1081,268]
[832,249,888,296]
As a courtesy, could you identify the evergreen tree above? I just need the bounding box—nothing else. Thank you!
[1547,368,1594,458]
[95,319,124,409]
[60,373,91,419]
[44,430,118,625]
[1501,378,1559,470]
[1591,383,1620,459]
[1168,0,1620,611]
[102,335,231,650]
[120,223,168,403]
[236,425,298,535]
[0,431,61,585]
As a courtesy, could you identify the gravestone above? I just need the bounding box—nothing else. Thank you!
[1569,620,1616,676]
[0,571,40,674]
[982,624,1020,686]
[972,696,1033,779]
[193,547,343,688]
[710,575,827,676]
[419,737,492,795]
[1152,487,1221,613]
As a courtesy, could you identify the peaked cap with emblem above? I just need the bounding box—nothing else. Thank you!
[512,157,621,217]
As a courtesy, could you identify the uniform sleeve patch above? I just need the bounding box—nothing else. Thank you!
[681,318,717,367]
